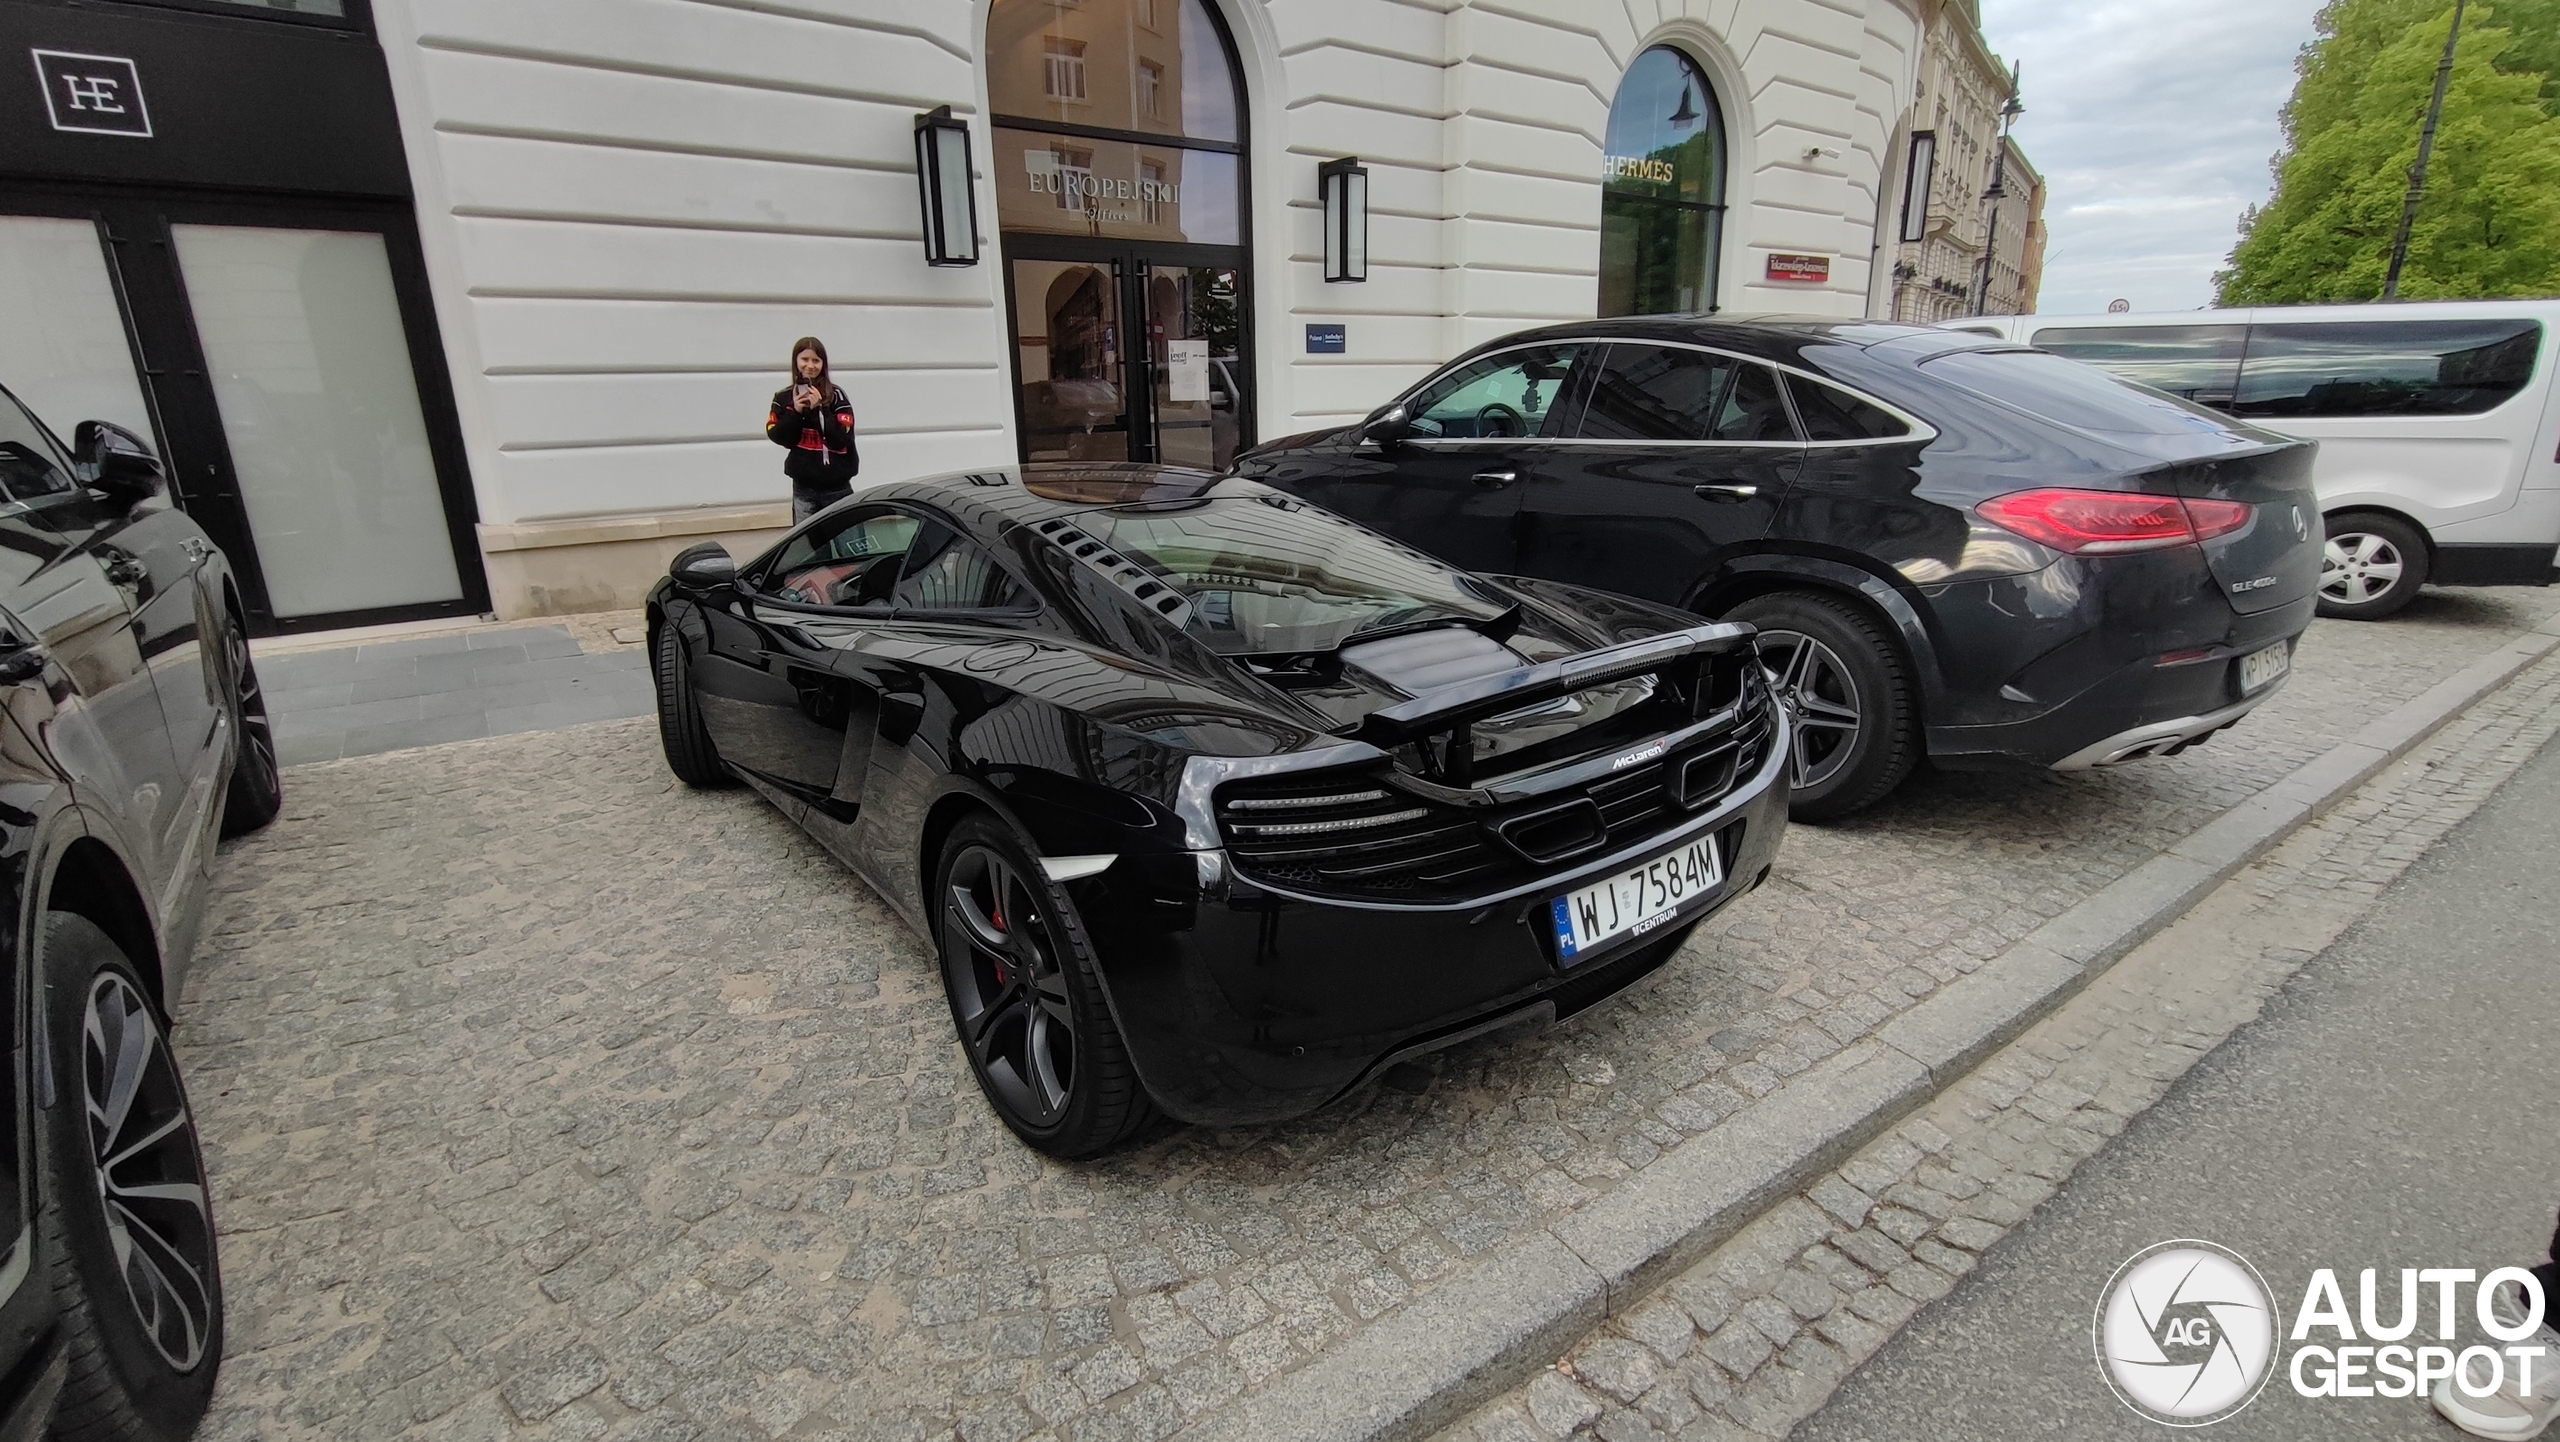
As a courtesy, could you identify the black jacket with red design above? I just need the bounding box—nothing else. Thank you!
[768,384,859,493]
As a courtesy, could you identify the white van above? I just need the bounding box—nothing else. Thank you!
[1944,302,2560,619]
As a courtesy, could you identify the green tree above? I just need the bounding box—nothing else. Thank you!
[2217,2,2560,303]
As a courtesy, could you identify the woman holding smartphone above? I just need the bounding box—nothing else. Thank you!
[767,336,859,521]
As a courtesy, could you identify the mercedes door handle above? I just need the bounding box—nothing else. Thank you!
[1472,470,1519,490]
[1692,483,1760,501]
[0,640,47,685]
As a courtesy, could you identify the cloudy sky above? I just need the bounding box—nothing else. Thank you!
[1978,0,2326,316]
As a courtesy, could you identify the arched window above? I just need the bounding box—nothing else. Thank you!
[987,0,1253,468]
[1599,47,1726,317]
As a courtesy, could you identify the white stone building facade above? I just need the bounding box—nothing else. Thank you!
[0,0,1938,628]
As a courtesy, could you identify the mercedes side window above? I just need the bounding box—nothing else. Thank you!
[0,390,80,503]
[2232,320,2543,418]
[1577,345,1796,443]
[1405,344,1581,440]
[890,521,1034,612]
[762,508,920,609]
[2032,324,2246,410]
[1785,374,1913,441]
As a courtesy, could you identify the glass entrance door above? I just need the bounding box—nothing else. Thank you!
[1011,257,1131,463]
[1141,263,1241,470]
[1006,247,1247,468]
[0,197,485,634]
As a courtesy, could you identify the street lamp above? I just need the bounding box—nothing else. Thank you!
[913,105,979,267]
[1320,156,1368,283]
[1973,76,2024,314]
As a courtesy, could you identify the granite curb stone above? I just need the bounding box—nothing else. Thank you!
[1187,614,2560,1442]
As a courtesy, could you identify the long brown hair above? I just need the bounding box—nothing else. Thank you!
[790,336,832,395]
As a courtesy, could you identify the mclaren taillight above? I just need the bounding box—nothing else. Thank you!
[1976,488,2254,555]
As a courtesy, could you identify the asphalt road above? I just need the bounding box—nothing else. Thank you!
[1797,730,2560,1442]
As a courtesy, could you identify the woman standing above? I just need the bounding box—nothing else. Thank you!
[767,336,858,521]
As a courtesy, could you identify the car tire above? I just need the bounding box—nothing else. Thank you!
[33,913,223,1442]
[932,814,1156,1158]
[1725,591,1918,822]
[2317,512,2429,620]
[216,607,281,838]
[653,619,728,788]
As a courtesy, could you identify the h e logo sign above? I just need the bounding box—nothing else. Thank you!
[32,51,152,137]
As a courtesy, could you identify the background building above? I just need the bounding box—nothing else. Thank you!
[1872,0,2043,324]
[1985,132,2047,317]
[0,0,1945,630]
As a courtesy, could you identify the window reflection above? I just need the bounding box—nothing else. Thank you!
[990,0,1238,142]
[1599,47,1725,317]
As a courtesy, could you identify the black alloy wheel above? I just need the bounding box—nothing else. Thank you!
[2317,511,2429,620]
[1726,591,1918,822]
[35,913,223,1442]
[217,608,281,838]
[933,815,1153,1158]
[653,620,728,788]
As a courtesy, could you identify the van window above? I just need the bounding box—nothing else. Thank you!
[2030,325,2246,410]
[1919,349,2231,436]
[2232,319,2541,418]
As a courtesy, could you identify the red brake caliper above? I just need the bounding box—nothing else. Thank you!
[989,898,1009,986]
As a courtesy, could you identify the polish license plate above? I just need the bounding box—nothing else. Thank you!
[2238,642,2291,695]
[1549,835,1723,967]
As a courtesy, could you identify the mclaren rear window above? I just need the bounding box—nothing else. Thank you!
[1051,496,1510,656]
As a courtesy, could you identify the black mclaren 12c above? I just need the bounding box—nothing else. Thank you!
[648,467,1788,1156]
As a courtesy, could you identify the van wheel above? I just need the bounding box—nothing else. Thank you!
[2317,513,2428,620]
[1725,591,1919,822]
[34,913,223,1442]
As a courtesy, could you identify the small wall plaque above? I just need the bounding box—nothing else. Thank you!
[1765,253,1830,284]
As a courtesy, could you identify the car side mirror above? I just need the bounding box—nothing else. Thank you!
[1360,404,1412,451]
[670,541,736,591]
[75,421,164,503]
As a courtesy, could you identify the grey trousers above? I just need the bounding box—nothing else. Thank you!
[792,490,850,523]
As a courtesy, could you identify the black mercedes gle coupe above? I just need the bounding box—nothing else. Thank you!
[0,385,279,1442]
[648,466,1789,1156]
[1232,318,2324,820]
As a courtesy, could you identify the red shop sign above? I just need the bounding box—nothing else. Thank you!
[1766,253,1831,283]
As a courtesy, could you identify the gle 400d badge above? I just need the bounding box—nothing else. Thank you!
[2095,1240,2282,1426]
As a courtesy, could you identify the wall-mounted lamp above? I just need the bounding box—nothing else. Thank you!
[914,105,979,267]
[1319,156,1368,283]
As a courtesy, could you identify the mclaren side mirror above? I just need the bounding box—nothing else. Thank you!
[1360,403,1412,451]
[75,420,165,504]
[670,541,737,592]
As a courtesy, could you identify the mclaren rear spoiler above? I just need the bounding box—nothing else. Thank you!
[1352,621,1755,782]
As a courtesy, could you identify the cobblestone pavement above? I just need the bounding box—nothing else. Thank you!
[178,589,2560,1442]
[1432,640,2560,1442]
